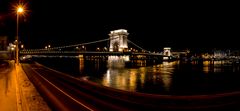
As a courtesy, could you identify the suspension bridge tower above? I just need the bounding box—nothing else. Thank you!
[108,29,129,62]
[163,47,172,60]
[163,47,171,56]
[109,29,128,52]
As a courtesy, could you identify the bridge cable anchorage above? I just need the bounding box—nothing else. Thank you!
[127,39,148,52]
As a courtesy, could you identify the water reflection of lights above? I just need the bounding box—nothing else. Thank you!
[203,61,210,73]
[158,61,177,91]
[104,55,142,91]
[214,61,223,65]
[135,60,147,66]
[162,61,170,66]
[213,61,224,72]
[161,74,172,91]
[202,60,235,73]
[102,60,178,92]
[139,67,146,87]
[79,55,84,74]
[107,56,126,68]
[156,61,177,74]
[151,61,178,91]
[102,68,137,91]
[102,69,112,87]
[129,70,137,91]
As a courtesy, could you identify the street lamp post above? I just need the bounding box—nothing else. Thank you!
[16,6,24,65]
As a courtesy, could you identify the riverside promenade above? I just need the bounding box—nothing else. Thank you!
[0,60,51,111]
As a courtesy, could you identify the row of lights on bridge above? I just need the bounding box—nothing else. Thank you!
[42,45,143,52]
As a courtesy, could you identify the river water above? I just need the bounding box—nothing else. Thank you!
[33,56,240,95]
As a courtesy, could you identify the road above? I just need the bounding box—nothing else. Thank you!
[22,62,129,111]
[0,60,17,111]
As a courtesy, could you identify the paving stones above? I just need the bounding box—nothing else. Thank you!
[17,64,52,111]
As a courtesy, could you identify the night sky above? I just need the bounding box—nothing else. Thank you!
[0,1,239,51]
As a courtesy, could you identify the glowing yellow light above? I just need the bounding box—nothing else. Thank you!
[17,7,24,13]
[12,2,28,17]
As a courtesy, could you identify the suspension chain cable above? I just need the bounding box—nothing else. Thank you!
[25,37,119,51]
[23,37,148,52]
[127,39,148,52]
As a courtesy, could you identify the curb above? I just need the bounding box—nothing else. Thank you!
[15,62,29,111]
[15,62,52,111]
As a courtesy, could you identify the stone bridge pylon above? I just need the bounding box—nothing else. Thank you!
[109,29,128,52]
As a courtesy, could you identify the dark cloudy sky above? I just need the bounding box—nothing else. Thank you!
[0,1,239,51]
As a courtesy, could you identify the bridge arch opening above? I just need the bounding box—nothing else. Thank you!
[112,42,119,52]
[163,47,171,56]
